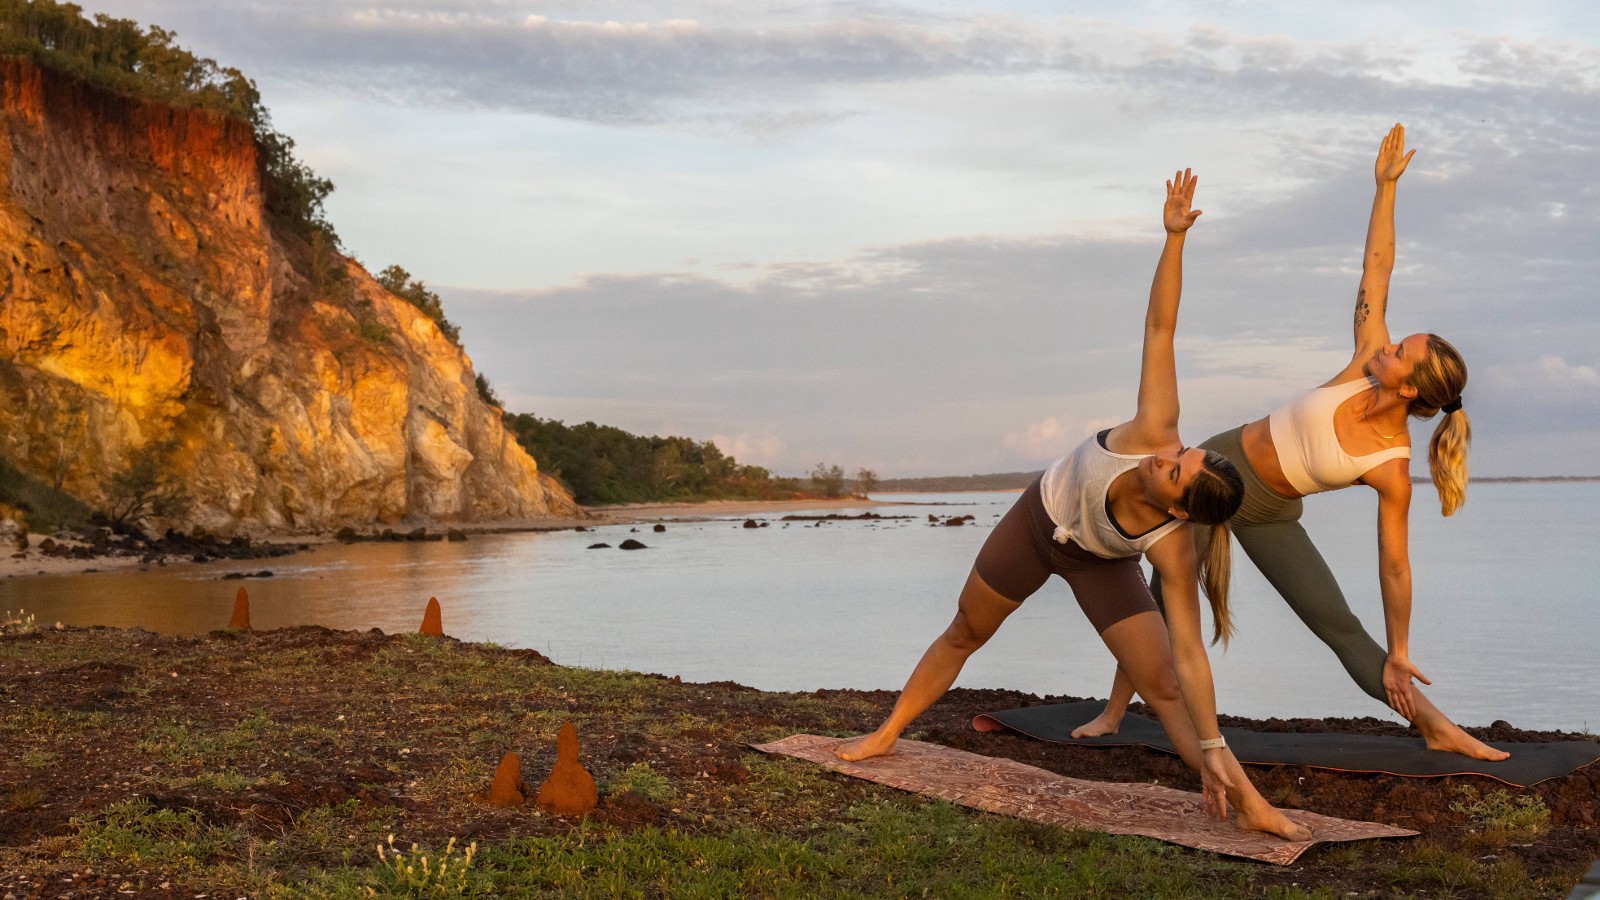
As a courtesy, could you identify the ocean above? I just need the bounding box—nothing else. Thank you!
[2,483,1594,732]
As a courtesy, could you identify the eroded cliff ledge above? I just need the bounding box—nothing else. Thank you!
[0,58,577,530]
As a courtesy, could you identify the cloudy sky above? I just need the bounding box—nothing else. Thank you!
[87,1,1600,478]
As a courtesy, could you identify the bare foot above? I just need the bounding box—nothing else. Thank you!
[1071,711,1123,739]
[1420,720,1510,761]
[1235,802,1312,842]
[834,731,898,762]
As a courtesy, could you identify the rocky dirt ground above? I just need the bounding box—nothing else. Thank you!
[0,624,1595,897]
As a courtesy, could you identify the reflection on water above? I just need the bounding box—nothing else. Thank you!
[2,485,1596,732]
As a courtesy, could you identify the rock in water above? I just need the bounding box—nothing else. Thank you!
[536,721,598,815]
[618,539,647,550]
[486,752,525,807]
[420,597,443,636]
[227,586,251,630]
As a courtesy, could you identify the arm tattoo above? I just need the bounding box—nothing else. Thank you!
[1355,288,1370,327]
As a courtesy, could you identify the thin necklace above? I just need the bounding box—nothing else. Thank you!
[1362,394,1405,440]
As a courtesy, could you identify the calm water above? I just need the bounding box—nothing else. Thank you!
[2,485,1595,732]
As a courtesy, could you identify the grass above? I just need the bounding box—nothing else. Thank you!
[1449,785,1552,842]
[72,797,239,869]
[0,626,1587,898]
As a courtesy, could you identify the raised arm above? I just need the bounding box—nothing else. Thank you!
[1121,169,1202,449]
[1350,124,1416,363]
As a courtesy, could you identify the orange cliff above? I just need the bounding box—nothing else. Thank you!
[0,58,576,531]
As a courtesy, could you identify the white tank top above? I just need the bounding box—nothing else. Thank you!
[1268,377,1411,496]
[1039,431,1184,559]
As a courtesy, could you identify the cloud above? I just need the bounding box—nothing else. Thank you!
[91,3,1600,138]
[708,431,788,467]
[1538,355,1600,386]
[1001,416,1069,460]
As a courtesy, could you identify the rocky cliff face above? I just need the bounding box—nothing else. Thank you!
[0,58,577,531]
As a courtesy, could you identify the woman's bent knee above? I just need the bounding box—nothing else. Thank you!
[1136,671,1182,706]
[941,611,992,653]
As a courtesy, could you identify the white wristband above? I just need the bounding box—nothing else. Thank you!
[1198,736,1227,751]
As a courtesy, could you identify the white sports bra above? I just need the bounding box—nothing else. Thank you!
[1268,377,1411,496]
[1039,431,1184,559]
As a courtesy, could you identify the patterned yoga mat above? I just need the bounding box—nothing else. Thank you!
[754,734,1416,865]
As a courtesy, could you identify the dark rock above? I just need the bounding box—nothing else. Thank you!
[405,527,427,541]
[652,524,666,533]
[446,529,468,542]
[742,519,760,529]
[334,527,359,543]
[618,539,648,550]
[587,543,612,549]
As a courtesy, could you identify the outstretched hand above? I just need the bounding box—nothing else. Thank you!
[1383,653,1432,722]
[1164,168,1202,234]
[1375,123,1417,184]
[1199,749,1234,821]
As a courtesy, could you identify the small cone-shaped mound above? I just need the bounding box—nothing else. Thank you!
[227,587,251,630]
[420,596,443,636]
[536,721,598,815]
[487,752,525,807]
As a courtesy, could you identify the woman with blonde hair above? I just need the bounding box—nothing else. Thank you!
[837,169,1310,840]
[1075,124,1506,762]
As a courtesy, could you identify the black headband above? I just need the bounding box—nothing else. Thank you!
[1441,396,1463,414]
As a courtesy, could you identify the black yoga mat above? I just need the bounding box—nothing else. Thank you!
[972,701,1600,788]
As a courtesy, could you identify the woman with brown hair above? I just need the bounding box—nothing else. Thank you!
[836,169,1310,840]
[1075,124,1506,762]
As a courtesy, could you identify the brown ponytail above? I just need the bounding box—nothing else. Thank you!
[1179,450,1245,646]
[1409,334,1471,516]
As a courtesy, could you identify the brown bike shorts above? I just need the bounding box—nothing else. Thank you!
[972,477,1157,634]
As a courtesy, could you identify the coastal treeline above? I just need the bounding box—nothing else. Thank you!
[503,415,812,505]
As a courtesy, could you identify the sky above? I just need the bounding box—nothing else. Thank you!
[82,1,1600,478]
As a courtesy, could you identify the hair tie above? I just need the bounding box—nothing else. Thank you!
[1441,396,1463,414]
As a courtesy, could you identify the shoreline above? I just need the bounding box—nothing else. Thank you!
[0,495,894,580]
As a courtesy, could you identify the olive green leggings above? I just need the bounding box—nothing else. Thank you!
[1150,426,1389,705]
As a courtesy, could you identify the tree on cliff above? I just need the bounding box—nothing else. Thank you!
[101,441,188,529]
[0,0,336,242]
[376,266,462,345]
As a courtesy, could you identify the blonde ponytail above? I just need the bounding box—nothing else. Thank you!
[1198,522,1234,647]
[1409,334,1471,516]
[1429,409,1471,516]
